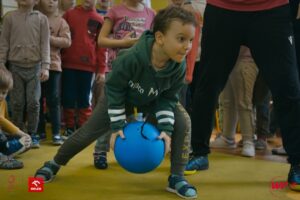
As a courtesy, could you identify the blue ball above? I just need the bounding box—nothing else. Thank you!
[114,121,165,174]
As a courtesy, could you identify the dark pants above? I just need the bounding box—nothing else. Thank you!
[38,71,61,136]
[191,4,300,165]
[252,72,272,138]
[62,68,93,109]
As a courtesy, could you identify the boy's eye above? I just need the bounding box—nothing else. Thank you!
[178,37,185,42]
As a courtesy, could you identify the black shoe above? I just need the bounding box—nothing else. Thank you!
[288,164,300,191]
[62,128,74,140]
[94,152,108,169]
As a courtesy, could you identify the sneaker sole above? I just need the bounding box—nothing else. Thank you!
[210,145,237,149]
[35,175,56,183]
[166,187,197,199]
[184,165,209,176]
[184,170,197,176]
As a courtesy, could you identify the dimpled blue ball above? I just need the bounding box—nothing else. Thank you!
[114,121,165,174]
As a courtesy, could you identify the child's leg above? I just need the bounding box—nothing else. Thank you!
[168,103,197,198]
[54,94,110,165]
[76,70,93,127]
[9,65,26,131]
[62,69,77,132]
[170,103,191,176]
[93,132,111,169]
[234,61,258,156]
[37,82,46,137]
[221,76,238,140]
[234,61,258,142]
[45,71,62,136]
[94,133,111,153]
[26,64,41,135]
[35,93,111,182]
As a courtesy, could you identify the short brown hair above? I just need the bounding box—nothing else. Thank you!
[0,67,13,90]
[152,6,197,34]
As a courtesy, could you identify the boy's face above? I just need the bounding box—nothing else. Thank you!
[16,0,38,8]
[0,89,8,102]
[82,0,96,10]
[157,20,195,63]
[40,0,58,14]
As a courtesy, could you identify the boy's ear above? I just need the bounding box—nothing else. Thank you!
[154,31,164,46]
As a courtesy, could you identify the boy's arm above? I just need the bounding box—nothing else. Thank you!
[40,15,51,70]
[50,18,71,49]
[105,58,132,132]
[0,14,11,68]
[155,64,186,136]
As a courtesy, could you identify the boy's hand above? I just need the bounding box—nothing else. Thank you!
[40,69,49,82]
[110,130,125,150]
[157,131,171,155]
[16,131,32,148]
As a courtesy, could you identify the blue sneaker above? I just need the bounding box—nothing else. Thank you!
[184,155,209,175]
[52,135,63,145]
[94,152,108,169]
[3,138,26,157]
[288,164,300,191]
[31,134,40,149]
[166,175,197,199]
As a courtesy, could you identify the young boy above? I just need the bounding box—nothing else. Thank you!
[0,67,31,169]
[0,0,50,148]
[35,6,198,199]
[60,0,106,139]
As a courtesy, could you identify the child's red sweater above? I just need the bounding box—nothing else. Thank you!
[62,6,106,74]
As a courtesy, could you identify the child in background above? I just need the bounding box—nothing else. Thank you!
[61,0,106,139]
[37,0,71,145]
[0,0,50,148]
[35,6,197,199]
[0,67,31,169]
[91,0,112,110]
[96,0,112,15]
[93,0,155,169]
[210,46,258,157]
[58,0,76,15]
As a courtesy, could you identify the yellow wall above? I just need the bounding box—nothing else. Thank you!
[76,0,168,11]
